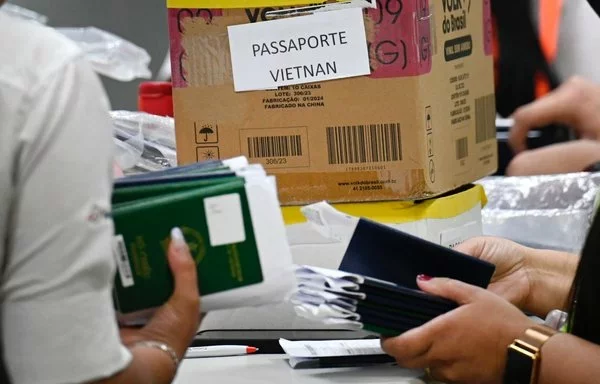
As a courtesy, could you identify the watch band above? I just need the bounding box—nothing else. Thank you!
[503,325,557,384]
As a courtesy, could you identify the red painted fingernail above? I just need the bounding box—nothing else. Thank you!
[417,274,433,281]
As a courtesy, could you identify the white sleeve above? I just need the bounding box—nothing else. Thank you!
[1,56,132,384]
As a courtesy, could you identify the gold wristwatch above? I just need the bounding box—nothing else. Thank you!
[503,324,558,384]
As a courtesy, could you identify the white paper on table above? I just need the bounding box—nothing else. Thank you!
[280,338,385,358]
[280,339,425,378]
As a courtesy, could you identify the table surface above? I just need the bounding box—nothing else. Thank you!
[173,355,428,384]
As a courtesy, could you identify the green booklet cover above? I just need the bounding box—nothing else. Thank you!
[112,178,264,318]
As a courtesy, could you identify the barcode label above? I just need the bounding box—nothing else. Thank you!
[247,135,302,158]
[326,123,402,165]
[475,94,496,143]
[113,235,134,288]
[456,137,468,160]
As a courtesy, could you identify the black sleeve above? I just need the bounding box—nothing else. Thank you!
[492,1,559,117]
[588,0,600,17]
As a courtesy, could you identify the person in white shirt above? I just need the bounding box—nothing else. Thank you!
[0,4,200,384]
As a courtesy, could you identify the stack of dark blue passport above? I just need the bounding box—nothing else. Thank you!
[292,219,496,336]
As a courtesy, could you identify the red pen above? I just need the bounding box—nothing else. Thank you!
[185,345,259,358]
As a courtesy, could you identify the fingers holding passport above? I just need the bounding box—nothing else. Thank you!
[454,237,532,309]
[168,227,201,313]
[139,227,201,359]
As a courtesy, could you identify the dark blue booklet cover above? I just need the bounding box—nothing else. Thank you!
[114,159,226,185]
[114,169,235,189]
[339,218,495,290]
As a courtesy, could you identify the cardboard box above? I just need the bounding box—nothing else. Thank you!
[167,0,497,205]
[283,184,486,269]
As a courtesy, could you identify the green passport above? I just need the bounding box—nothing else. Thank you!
[112,178,264,322]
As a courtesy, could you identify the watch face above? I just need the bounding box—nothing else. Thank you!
[503,346,535,384]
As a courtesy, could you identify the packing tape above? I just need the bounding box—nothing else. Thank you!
[281,184,488,225]
[166,0,375,9]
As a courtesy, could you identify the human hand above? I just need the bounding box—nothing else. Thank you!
[509,76,600,153]
[455,237,533,311]
[456,237,578,318]
[381,276,536,384]
[119,227,201,360]
[505,140,600,176]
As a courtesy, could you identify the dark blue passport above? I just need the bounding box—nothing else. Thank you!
[114,169,235,188]
[118,159,223,182]
[339,218,495,290]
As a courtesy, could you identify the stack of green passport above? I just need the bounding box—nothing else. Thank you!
[111,157,296,325]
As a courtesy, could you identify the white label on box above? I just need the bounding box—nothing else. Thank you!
[227,7,371,92]
[440,221,481,249]
[113,235,134,288]
[204,193,246,247]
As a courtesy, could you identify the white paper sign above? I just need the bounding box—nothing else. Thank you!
[227,7,371,92]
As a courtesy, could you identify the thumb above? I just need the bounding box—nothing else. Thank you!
[454,237,487,258]
[416,276,482,305]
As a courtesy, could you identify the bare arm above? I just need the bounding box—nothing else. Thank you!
[506,140,600,176]
[381,277,600,383]
[525,248,579,317]
[539,333,600,383]
[456,237,579,319]
[94,232,201,384]
[95,349,177,384]
[509,77,600,152]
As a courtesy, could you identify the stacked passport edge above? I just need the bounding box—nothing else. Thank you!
[291,265,458,336]
[110,156,296,325]
[290,217,496,336]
